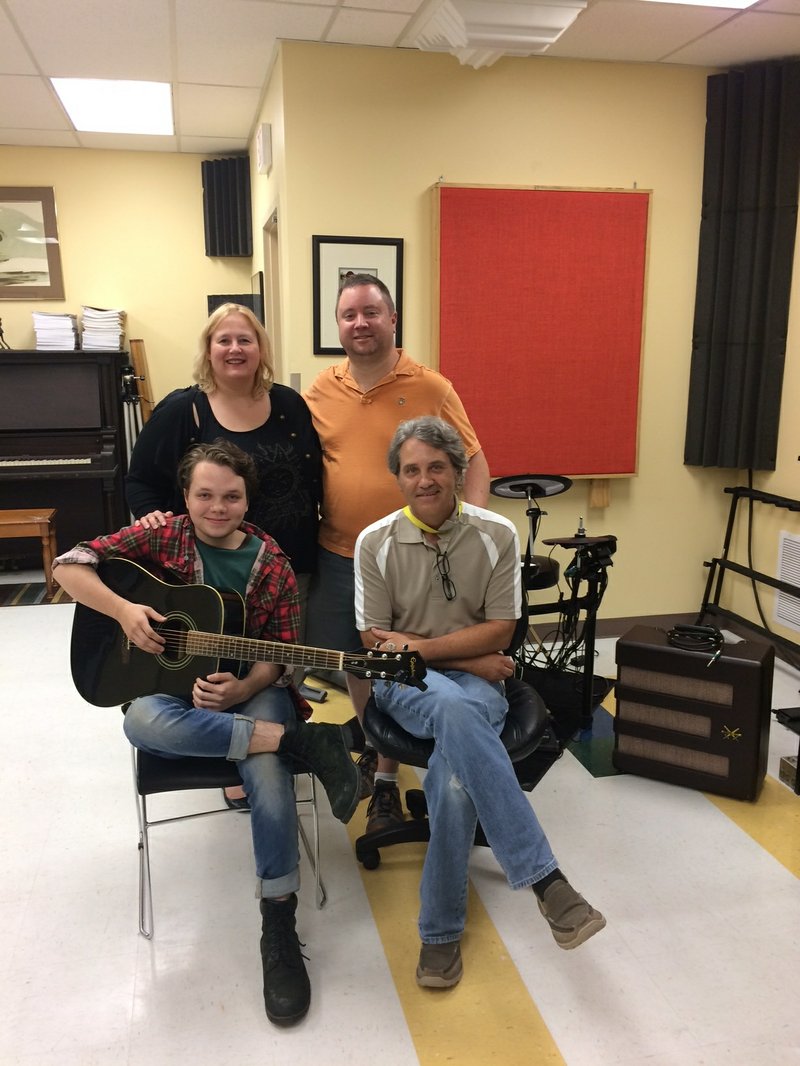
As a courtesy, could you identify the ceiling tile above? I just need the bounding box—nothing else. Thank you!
[1,0,799,155]
[75,131,179,151]
[175,0,333,85]
[0,74,70,128]
[341,0,424,11]
[180,134,250,153]
[757,0,800,11]
[0,126,80,147]
[0,9,38,75]
[177,83,262,138]
[325,7,412,44]
[6,0,172,79]
[666,10,800,65]
[546,0,733,63]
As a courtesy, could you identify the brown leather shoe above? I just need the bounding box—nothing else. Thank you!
[416,940,463,988]
[365,780,405,833]
[356,747,378,800]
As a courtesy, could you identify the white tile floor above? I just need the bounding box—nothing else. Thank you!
[2,579,799,1065]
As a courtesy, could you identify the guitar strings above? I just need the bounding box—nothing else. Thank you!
[142,626,380,670]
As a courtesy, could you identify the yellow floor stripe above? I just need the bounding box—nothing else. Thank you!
[706,776,800,877]
[312,683,565,1066]
[604,689,800,878]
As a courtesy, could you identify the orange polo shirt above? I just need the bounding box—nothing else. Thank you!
[304,350,481,558]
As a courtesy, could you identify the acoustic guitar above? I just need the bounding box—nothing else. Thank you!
[70,557,427,706]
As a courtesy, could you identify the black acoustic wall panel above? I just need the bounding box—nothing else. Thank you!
[201,156,253,257]
[684,61,800,469]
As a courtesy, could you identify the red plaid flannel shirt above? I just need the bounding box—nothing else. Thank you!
[55,515,300,645]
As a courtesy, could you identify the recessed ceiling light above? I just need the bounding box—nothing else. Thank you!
[51,78,174,135]
[638,0,758,7]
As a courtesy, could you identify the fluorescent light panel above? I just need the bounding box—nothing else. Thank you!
[638,0,757,7]
[51,78,173,135]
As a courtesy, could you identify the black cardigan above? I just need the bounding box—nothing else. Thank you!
[125,384,322,573]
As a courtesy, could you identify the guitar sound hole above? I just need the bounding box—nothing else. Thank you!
[155,613,195,670]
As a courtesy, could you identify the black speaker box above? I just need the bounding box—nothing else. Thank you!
[613,625,774,801]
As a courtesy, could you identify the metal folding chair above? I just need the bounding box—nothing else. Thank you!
[131,748,326,938]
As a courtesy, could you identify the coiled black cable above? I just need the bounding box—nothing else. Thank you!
[665,624,724,666]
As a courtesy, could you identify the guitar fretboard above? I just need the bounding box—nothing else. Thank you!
[185,630,345,671]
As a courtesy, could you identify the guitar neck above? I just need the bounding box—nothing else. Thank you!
[186,630,345,673]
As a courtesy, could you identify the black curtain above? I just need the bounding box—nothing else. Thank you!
[684,61,800,470]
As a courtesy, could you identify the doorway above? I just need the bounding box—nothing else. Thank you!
[263,209,283,382]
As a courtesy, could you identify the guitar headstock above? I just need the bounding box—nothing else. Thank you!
[343,649,428,691]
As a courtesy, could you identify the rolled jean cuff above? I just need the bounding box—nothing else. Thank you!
[512,857,560,891]
[228,713,256,761]
[255,867,301,899]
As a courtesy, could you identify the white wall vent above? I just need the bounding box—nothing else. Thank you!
[775,530,800,633]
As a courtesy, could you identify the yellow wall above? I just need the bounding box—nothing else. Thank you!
[0,145,251,400]
[2,43,798,630]
[254,43,764,623]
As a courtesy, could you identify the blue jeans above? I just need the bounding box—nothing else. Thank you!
[373,670,559,943]
[305,547,360,652]
[123,686,300,899]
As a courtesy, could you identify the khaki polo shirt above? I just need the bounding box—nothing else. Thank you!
[354,503,521,638]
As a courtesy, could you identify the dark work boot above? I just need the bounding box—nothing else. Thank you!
[260,894,310,1026]
[278,719,359,823]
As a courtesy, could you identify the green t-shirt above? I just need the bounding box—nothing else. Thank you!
[196,533,260,597]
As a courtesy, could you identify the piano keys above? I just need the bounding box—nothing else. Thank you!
[0,350,130,565]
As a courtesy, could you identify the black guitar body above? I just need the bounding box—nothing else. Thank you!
[71,558,245,706]
[70,557,427,707]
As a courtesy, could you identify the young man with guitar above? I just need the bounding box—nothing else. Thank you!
[54,439,363,1028]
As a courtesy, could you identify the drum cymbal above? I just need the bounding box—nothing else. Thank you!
[490,474,572,499]
[542,535,617,548]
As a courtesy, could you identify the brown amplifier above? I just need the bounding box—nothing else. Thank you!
[613,625,774,801]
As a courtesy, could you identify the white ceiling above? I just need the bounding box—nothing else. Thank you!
[1,0,799,155]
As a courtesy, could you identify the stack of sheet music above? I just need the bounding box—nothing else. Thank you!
[81,305,126,350]
[32,311,79,350]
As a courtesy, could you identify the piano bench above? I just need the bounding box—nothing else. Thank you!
[0,508,58,598]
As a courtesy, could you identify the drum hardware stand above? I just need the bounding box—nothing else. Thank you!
[541,532,617,728]
[490,474,617,732]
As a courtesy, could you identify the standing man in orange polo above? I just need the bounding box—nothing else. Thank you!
[304,273,490,834]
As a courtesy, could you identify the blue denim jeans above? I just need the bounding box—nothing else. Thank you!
[373,669,559,943]
[305,547,359,652]
[123,685,300,899]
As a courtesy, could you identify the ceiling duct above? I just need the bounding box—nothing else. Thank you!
[402,0,588,69]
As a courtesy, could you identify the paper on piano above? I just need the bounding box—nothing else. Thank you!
[81,305,126,350]
[32,311,79,351]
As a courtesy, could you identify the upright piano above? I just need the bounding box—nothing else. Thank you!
[0,349,130,565]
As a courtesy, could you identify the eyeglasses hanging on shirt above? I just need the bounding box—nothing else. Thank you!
[435,548,457,601]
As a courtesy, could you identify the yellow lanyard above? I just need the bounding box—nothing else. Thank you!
[402,500,462,536]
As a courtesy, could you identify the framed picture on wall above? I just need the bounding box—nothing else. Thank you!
[312,234,403,354]
[0,187,65,300]
[207,293,259,318]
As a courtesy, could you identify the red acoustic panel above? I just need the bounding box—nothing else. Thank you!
[437,186,649,477]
